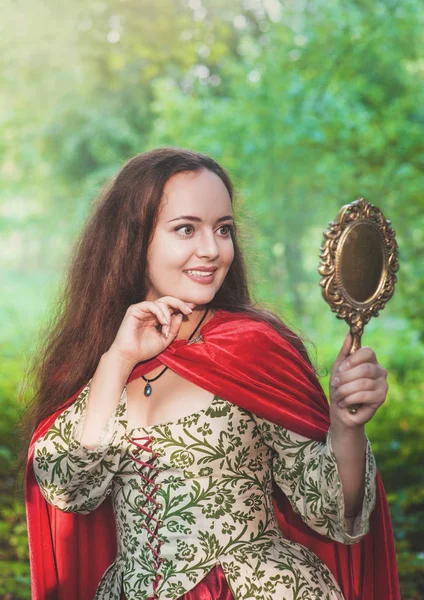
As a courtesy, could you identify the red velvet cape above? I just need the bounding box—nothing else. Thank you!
[25,309,400,600]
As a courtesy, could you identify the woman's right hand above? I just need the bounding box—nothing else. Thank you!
[109,296,196,367]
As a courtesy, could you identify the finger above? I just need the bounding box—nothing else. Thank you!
[332,377,379,402]
[338,346,378,373]
[154,298,194,337]
[338,390,384,409]
[153,301,173,329]
[161,301,193,337]
[332,333,353,375]
[147,303,170,334]
[129,302,168,327]
[145,302,173,339]
[157,310,183,341]
[157,296,195,315]
[167,312,183,339]
[332,362,383,386]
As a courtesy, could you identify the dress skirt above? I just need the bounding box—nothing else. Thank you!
[120,565,234,600]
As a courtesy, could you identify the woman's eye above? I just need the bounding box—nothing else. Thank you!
[174,224,233,237]
[219,225,233,236]
[176,225,195,236]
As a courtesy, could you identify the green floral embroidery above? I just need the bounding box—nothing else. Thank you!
[196,423,213,436]
[175,540,197,561]
[199,467,213,476]
[163,475,185,490]
[208,401,231,418]
[33,381,376,600]
[35,446,53,472]
[244,493,263,512]
[223,561,241,579]
[221,521,236,535]
[170,449,195,469]
[202,488,235,519]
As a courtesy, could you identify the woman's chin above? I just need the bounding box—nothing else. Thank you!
[181,292,216,306]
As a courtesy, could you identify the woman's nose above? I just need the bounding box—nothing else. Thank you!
[195,231,219,259]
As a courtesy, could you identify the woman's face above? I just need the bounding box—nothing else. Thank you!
[146,169,235,306]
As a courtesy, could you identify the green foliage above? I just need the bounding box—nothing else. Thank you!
[1,0,423,597]
[0,357,30,599]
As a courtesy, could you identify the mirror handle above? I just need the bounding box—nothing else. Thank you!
[347,329,362,414]
[349,328,362,355]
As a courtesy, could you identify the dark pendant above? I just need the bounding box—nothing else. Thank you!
[144,383,152,397]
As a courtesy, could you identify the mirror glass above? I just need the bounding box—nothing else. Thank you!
[338,222,384,303]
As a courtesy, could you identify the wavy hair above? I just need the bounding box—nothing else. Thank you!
[22,147,313,442]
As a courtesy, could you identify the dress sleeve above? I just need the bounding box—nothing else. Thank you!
[32,380,128,514]
[252,415,377,544]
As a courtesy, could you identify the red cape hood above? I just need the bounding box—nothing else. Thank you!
[25,309,400,599]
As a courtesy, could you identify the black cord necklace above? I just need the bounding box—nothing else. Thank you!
[141,307,210,397]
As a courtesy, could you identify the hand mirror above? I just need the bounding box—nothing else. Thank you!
[318,198,399,413]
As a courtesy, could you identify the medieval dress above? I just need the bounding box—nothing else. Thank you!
[33,377,377,600]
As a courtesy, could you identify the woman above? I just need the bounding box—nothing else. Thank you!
[25,147,399,600]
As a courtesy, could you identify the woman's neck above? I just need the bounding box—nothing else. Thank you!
[175,306,216,341]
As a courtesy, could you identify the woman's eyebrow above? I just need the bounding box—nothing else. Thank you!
[167,215,234,223]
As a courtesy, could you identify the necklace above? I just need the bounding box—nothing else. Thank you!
[141,307,210,397]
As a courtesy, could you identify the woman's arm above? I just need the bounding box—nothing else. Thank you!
[329,334,388,522]
[79,349,133,449]
[33,379,128,513]
[253,415,377,544]
[329,425,367,521]
[80,296,196,448]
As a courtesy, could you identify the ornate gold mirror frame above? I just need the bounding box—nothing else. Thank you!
[319,197,399,360]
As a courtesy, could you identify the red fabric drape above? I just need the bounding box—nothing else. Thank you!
[25,309,400,600]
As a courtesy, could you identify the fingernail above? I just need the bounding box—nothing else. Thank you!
[339,362,348,372]
[331,377,340,387]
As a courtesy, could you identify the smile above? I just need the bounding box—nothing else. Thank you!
[184,270,216,284]
[185,270,215,277]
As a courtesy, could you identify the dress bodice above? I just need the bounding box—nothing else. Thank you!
[33,382,377,600]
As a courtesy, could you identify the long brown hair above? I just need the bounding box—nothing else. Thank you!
[22,147,313,442]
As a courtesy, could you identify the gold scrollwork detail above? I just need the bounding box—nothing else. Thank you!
[318,197,399,353]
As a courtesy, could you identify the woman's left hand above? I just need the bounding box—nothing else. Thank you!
[329,333,388,429]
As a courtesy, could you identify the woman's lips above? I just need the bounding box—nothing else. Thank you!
[184,271,215,284]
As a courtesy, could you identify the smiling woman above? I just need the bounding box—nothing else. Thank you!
[24,147,399,600]
[145,169,235,315]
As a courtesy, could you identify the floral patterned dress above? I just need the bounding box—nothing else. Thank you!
[33,381,377,600]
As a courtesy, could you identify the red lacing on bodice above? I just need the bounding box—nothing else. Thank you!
[128,435,163,600]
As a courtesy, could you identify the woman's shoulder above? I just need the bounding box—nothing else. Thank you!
[209,309,310,366]
[208,309,296,350]
[211,308,283,336]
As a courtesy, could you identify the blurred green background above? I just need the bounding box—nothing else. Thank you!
[1,0,423,598]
